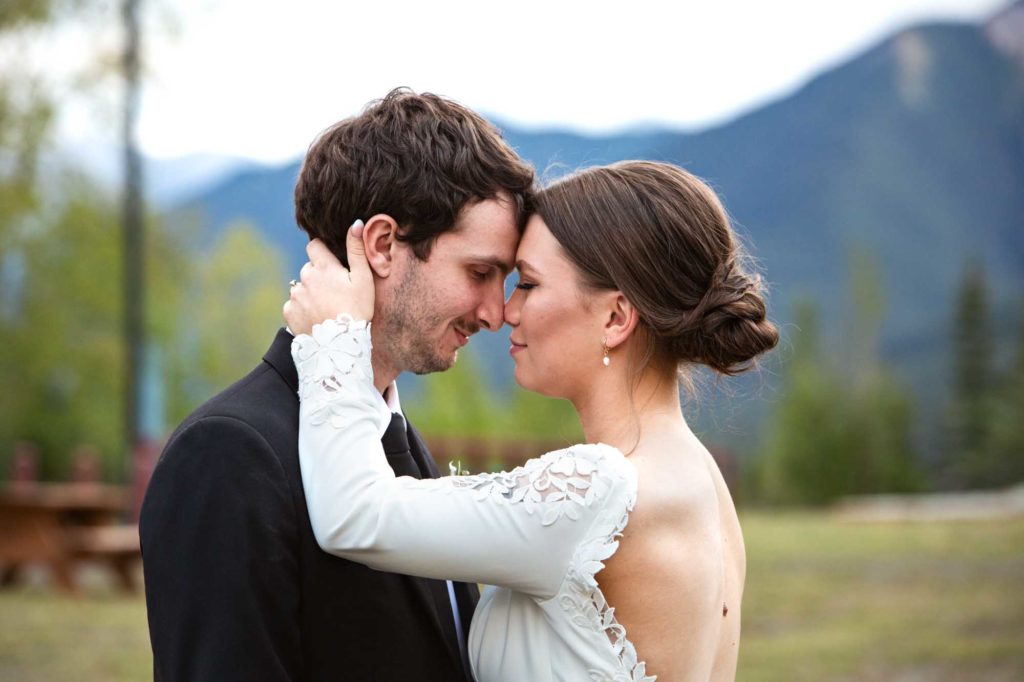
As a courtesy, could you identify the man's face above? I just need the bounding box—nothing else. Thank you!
[376,194,520,374]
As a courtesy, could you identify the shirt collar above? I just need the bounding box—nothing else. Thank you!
[376,381,404,437]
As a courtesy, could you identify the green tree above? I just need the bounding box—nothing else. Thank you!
[755,252,921,505]
[0,0,62,253]
[405,349,500,437]
[989,304,1024,486]
[0,1,289,481]
[947,262,997,487]
[757,303,858,504]
[165,222,287,422]
[502,387,582,442]
[0,173,189,479]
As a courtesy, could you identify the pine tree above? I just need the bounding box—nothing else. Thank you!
[989,304,1024,486]
[755,252,922,505]
[758,302,858,505]
[948,262,996,488]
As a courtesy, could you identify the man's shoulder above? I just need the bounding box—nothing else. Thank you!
[163,360,296,461]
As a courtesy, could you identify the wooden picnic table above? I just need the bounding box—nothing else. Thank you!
[0,483,140,594]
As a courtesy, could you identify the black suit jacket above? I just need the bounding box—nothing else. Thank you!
[140,330,478,681]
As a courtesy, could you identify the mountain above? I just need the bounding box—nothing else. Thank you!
[57,145,265,206]
[168,12,1024,446]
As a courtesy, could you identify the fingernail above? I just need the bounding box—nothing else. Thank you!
[350,219,364,230]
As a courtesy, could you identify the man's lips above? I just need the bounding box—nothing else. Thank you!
[454,327,473,346]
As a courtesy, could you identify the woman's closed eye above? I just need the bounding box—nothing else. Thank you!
[515,279,537,291]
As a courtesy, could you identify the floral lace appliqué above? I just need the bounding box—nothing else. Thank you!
[291,315,375,428]
[454,445,655,681]
[560,454,656,682]
[447,447,613,527]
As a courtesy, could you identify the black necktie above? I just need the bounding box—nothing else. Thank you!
[382,413,421,478]
[381,413,410,454]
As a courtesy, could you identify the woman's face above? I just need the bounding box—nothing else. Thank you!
[504,216,607,399]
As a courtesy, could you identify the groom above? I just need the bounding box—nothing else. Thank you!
[140,89,534,681]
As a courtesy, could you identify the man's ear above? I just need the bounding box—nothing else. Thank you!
[362,214,400,278]
[602,292,640,350]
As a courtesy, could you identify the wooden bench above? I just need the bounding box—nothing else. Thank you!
[0,483,138,594]
[64,524,141,593]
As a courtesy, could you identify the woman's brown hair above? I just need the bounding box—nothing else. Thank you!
[534,161,778,376]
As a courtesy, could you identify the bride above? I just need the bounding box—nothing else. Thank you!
[283,160,778,681]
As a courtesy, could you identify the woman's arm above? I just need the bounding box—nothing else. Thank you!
[292,315,624,600]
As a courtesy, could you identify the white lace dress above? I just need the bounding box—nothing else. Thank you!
[293,316,655,682]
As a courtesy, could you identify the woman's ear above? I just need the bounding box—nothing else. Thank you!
[362,214,400,278]
[602,292,639,350]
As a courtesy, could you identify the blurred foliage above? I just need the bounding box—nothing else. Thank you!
[990,306,1024,484]
[0,0,56,237]
[0,0,284,479]
[945,265,1024,489]
[948,261,994,486]
[407,350,500,436]
[0,191,285,479]
[0,173,186,479]
[751,252,923,505]
[0,0,61,30]
[165,221,286,422]
[406,348,582,442]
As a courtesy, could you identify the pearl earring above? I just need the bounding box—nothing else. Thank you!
[602,340,610,367]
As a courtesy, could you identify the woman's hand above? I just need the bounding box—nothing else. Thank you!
[283,221,375,335]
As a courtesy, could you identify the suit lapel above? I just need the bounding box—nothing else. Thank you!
[262,328,299,393]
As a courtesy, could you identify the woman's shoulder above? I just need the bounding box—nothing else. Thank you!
[535,442,639,493]
[508,442,640,518]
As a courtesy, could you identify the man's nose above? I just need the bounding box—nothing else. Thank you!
[477,281,505,331]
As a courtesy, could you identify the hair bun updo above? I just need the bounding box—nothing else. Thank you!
[534,161,779,377]
[667,260,780,376]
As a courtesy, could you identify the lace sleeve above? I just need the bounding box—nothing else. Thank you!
[291,317,633,599]
[292,315,380,429]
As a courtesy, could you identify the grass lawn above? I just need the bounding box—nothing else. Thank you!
[0,512,1021,681]
[738,512,1024,681]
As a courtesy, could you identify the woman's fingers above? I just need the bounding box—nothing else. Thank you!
[287,222,374,329]
[345,220,370,282]
[306,238,340,270]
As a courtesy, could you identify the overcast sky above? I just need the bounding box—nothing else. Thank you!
[45,0,1007,163]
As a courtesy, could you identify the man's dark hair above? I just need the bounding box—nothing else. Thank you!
[295,88,535,266]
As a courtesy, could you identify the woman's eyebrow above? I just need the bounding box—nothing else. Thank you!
[515,259,539,274]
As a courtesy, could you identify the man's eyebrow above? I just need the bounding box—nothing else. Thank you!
[468,255,514,276]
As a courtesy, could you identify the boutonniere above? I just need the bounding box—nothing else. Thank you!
[448,459,470,476]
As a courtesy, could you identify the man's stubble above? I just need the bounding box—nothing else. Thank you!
[376,258,463,376]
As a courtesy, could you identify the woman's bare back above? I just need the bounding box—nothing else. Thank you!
[598,428,745,681]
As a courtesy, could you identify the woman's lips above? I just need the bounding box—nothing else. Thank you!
[509,340,526,355]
